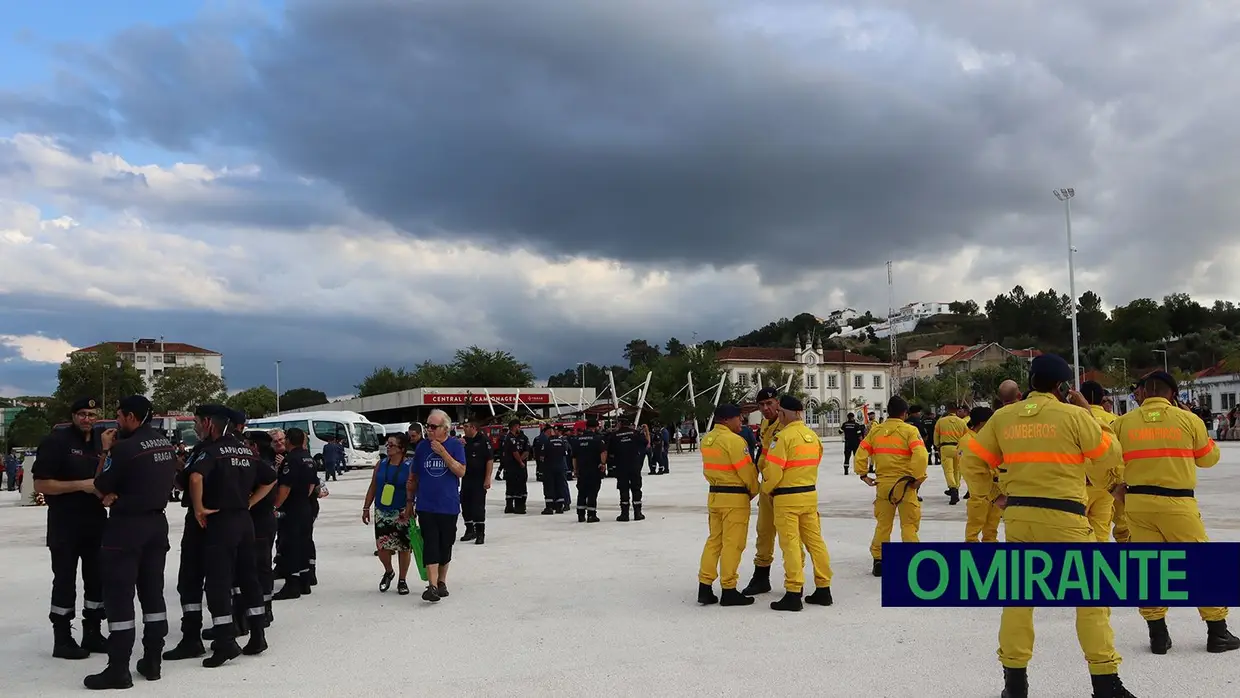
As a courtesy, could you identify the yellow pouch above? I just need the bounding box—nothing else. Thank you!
[380,483,396,507]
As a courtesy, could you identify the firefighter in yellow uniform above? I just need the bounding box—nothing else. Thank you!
[1080,381,1120,542]
[1110,384,1136,544]
[959,406,1002,543]
[759,395,832,612]
[958,355,1133,698]
[856,395,927,578]
[696,404,759,608]
[741,387,782,597]
[933,404,969,505]
[1113,370,1240,655]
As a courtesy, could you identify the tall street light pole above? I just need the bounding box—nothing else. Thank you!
[1153,349,1168,374]
[1054,187,1081,390]
[275,360,282,414]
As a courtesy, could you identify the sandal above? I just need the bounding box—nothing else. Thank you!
[379,571,395,592]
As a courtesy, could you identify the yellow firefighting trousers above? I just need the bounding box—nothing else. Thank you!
[774,505,832,592]
[964,496,1003,542]
[999,513,1122,675]
[870,480,921,559]
[1127,503,1227,622]
[698,507,751,589]
[1111,495,1129,543]
[753,492,775,568]
[940,445,961,490]
[1085,486,1114,543]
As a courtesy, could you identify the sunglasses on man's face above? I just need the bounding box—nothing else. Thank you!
[426,423,444,431]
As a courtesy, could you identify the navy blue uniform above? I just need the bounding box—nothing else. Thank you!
[570,430,607,522]
[607,427,648,520]
[501,432,531,513]
[540,435,571,514]
[461,433,492,533]
[841,420,864,469]
[275,448,317,592]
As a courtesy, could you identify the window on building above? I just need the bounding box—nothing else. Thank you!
[807,374,817,389]
[804,402,817,426]
[152,369,162,378]
[165,354,177,364]
[873,375,883,389]
[1202,393,1213,411]
[827,374,838,389]
[136,355,146,362]
[122,353,134,363]
[737,373,749,387]
[854,374,864,389]
[1223,393,1237,410]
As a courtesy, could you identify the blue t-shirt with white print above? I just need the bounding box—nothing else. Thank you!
[413,438,465,515]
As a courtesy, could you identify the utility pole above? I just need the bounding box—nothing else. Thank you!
[1053,188,1081,389]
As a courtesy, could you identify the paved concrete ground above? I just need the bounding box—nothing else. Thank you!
[2,444,1238,696]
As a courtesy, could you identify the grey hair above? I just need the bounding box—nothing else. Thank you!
[428,409,452,431]
[268,428,285,438]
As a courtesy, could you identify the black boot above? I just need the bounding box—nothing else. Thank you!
[872,559,883,577]
[1147,618,1172,654]
[264,602,273,626]
[843,465,850,475]
[616,504,630,522]
[202,637,242,668]
[202,625,219,641]
[577,508,587,522]
[461,523,476,542]
[504,498,515,514]
[273,577,302,600]
[136,654,161,681]
[633,502,645,521]
[242,624,268,656]
[720,588,755,607]
[1000,667,1027,698]
[541,504,555,515]
[948,488,960,505]
[1207,619,1240,653]
[52,621,90,660]
[306,566,317,587]
[963,490,971,500]
[515,500,527,515]
[587,510,600,523]
[162,615,205,661]
[741,566,772,596]
[233,599,250,638]
[805,587,833,606]
[83,664,134,690]
[1090,673,1136,698]
[81,619,107,654]
[697,583,718,605]
[300,575,313,595]
[474,523,485,545]
[770,590,803,612]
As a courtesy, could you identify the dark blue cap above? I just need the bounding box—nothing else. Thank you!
[1029,354,1073,383]
[194,404,229,419]
[779,395,804,411]
[755,387,779,401]
[228,408,247,426]
[713,404,742,420]
[117,395,152,418]
[70,397,99,413]
[1140,370,1178,393]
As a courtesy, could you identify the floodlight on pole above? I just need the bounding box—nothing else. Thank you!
[1053,187,1081,390]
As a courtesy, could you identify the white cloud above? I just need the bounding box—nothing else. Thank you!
[0,333,79,363]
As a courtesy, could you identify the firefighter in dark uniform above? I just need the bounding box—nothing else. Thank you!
[460,420,494,545]
[244,429,280,622]
[162,405,215,662]
[83,396,178,689]
[187,404,274,667]
[571,417,607,522]
[306,454,324,588]
[32,396,108,660]
[608,419,648,521]
[840,412,864,475]
[541,425,572,514]
[533,424,550,483]
[273,427,318,599]
[501,420,531,514]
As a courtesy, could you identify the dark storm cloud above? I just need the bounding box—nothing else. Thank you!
[0,0,1112,276]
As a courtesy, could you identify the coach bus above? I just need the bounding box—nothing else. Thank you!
[246,410,382,471]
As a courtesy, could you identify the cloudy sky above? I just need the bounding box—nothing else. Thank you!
[2,0,1238,398]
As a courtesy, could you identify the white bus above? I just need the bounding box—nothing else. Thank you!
[378,422,423,439]
[246,411,382,471]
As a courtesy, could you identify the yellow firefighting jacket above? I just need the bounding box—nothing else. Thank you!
[759,420,822,508]
[959,392,1122,522]
[1090,405,1117,428]
[958,429,1001,501]
[701,425,759,508]
[1086,405,1121,493]
[756,417,780,475]
[934,414,969,448]
[1112,397,1219,514]
[855,417,928,483]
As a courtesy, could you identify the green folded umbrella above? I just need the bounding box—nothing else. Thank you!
[408,516,428,582]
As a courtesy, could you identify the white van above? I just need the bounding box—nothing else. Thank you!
[247,410,382,471]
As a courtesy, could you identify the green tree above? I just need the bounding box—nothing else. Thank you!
[754,364,807,399]
[355,367,420,397]
[1163,292,1211,338]
[665,337,688,357]
[151,365,227,413]
[225,386,278,419]
[949,300,979,316]
[1107,298,1169,344]
[52,345,147,416]
[1077,291,1109,346]
[447,346,535,387]
[622,339,662,369]
[546,362,627,392]
[280,388,328,411]
[7,406,52,446]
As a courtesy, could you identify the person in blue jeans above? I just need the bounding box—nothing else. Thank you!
[403,409,467,602]
[321,437,344,482]
[3,451,19,491]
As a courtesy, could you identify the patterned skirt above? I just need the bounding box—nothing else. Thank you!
[374,508,411,552]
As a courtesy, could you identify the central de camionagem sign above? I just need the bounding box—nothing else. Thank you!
[881,543,1240,607]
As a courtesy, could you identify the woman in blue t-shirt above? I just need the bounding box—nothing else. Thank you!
[362,433,415,595]
[402,409,467,602]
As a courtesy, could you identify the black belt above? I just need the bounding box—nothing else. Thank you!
[771,485,815,496]
[940,442,957,447]
[888,476,918,506]
[1126,485,1194,498]
[1005,496,1086,517]
[709,485,750,495]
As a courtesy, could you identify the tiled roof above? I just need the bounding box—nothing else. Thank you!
[924,344,969,358]
[77,341,221,355]
[716,347,883,364]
